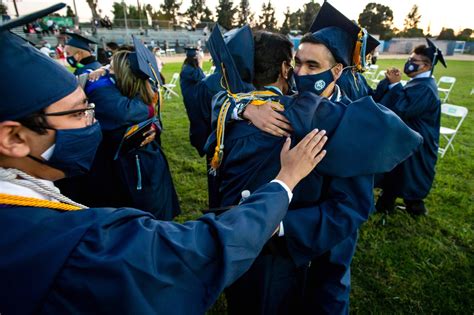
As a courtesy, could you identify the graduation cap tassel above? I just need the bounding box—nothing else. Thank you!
[430,49,438,76]
[352,30,368,73]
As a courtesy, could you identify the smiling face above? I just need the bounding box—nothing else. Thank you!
[294,42,343,81]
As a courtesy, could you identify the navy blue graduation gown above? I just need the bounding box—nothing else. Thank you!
[208,88,422,314]
[373,77,440,200]
[179,64,211,157]
[337,68,374,101]
[0,182,290,314]
[57,75,180,220]
[73,56,102,76]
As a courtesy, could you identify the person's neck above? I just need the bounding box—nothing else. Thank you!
[0,158,64,181]
[263,80,286,95]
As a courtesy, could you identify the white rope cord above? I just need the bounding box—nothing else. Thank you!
[0,168,88,209]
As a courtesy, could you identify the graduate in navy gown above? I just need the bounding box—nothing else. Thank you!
[57,36,180,220]
[205,4,422,313]
[373,38,447,215]
[0,5,329,314]
[64,32,102,75]
[180,47,208,154]
[178,26,255,207]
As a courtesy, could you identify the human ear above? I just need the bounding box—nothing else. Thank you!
[332,63,344,81]
[0,122,31,158]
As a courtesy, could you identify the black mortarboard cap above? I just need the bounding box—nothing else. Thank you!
[65,32,97,51]
[0,3,78,121]
[185,47,198,58]
[128,35,161,86]
[223,25,254,83]
[207,25,250,93]
[425,37,447,68]
[309,1,380,67]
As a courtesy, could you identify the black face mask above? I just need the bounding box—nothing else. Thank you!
[403,60,420,75]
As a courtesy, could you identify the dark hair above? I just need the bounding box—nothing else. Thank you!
[300,32,337,65]
[413,45,432,64]
[16,109,51,135]
[106,42,119,51]
[182,56,199,69]
[118,44,135,52]
[97,47,109,65]
[253,31,293,88]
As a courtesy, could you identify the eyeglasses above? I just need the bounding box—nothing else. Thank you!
[41,103,96,126]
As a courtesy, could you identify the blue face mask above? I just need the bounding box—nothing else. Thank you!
[30,122,103,177]
[294,67,334,95]
[403,61,420,75]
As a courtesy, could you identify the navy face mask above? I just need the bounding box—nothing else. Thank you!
[30,122,103,178]
[294,67,335,95]
[403,61,420,75]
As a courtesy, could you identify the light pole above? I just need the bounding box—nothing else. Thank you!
[72,0,79,27]
[136,0,142,29]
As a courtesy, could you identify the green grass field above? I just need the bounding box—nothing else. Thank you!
[159,59,474,314]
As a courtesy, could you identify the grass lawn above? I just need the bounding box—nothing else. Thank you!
[159,59,473,314]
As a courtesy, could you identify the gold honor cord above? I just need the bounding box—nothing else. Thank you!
[352,30,363,72]
[0,193,82,211]
[209,88,283,174]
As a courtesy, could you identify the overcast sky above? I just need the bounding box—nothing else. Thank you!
[4,0,473,35]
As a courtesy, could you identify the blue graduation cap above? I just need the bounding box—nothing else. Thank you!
[128,35,161,87]
[425,38,447,69]
[65,32,97,52]
[206,25,254,94]
[184,47,199,58]
[223,25,254,83]
[0,3,78,122]
[309,1,380,69]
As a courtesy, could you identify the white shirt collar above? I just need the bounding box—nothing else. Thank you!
[0,179,58,201]
[411,70,431,80]
[263,85,283,95]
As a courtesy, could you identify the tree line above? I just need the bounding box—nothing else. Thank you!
[2,0,470,41]
[108,0,472,40]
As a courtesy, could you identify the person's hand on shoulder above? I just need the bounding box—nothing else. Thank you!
[243,101,293,137]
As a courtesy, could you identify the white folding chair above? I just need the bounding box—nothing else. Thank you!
[438,103,468,158]
[437,76,456,102]
[162,73,180,99]
[364,64,379,81]
[371,70,386,88]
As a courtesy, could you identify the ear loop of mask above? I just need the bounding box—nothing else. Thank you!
[319,63,339,98]
[285,64,297,94]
